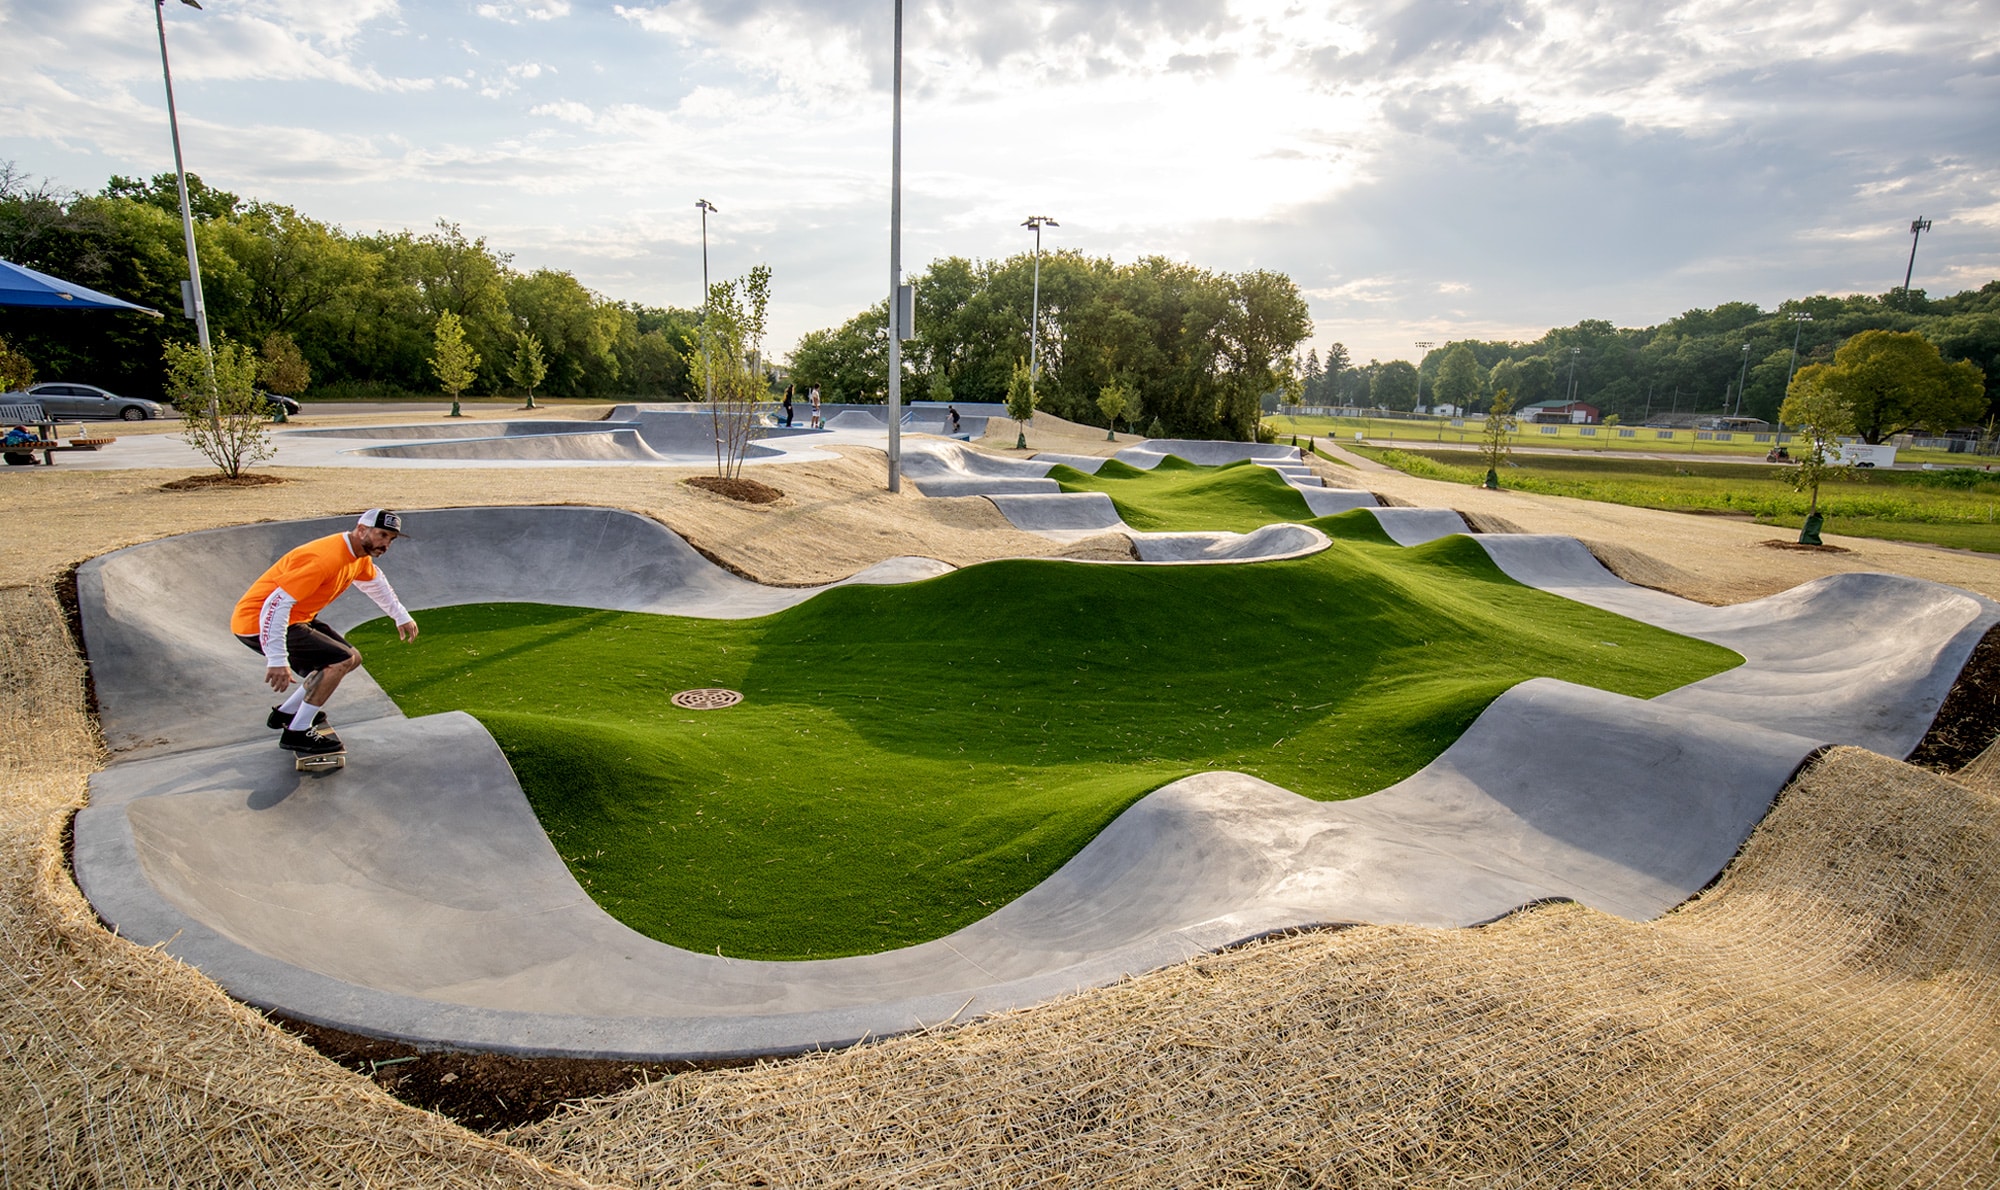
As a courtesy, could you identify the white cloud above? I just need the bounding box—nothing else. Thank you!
[477,1,572,24]
[531,100,595,126]
[1,0,1994,365]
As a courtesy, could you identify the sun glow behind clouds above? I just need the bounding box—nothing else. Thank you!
[0,0,1994,363]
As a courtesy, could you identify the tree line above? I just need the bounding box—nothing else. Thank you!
[0,164,703,402]
[787,252,1313,441]
[1299,286,2000,432]
[7,160,1991,443]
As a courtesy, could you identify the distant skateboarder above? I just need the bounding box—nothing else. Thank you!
[231,509,419,767]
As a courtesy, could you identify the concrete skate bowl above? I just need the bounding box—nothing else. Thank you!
[352,428,673,462]
[898,440,1381,536]
[286,412,785,462]
[69,506,1997,1060]
[819,407,990,438]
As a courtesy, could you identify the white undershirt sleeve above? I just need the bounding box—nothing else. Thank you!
[257,587,297,668]
[354,573,414,626]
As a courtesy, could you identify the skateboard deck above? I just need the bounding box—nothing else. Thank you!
[294,751,347,773]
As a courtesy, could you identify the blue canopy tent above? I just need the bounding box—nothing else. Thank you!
[0,259,162,315]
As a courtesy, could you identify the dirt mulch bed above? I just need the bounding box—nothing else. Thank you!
[682,475,783,504]
[159,472,288,490]
[275,1018,707,1134]
[1908,622,2000,771]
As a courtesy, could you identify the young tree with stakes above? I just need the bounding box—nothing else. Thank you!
[1097,377,1133,441]
[1006,358,1036,448]
[164,334,272,479]
[692,265,773,480]
[509,331,547,409]
[1480,388,1516,489]
[1779,370,1858,545]
[430,310,481,418]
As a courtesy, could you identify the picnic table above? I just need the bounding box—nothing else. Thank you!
[2,402,117,466]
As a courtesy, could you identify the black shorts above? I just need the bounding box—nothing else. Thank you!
[236,620,356,677]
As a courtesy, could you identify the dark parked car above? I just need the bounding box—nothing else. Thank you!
[13,382,170,421]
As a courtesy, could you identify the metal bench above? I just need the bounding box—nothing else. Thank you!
[1,401,116,466]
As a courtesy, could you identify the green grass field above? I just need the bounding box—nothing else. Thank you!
[1046,456,1319,531]
[1270,412,1977,468]
[1361,446,2000,552]
[352,478,1739,960]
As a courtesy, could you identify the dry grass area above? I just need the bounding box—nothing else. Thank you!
[511,746,2000,1187]
[4,427,2000,1187]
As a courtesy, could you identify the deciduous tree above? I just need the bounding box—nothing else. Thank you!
[1433,344,1484,412]
[507,331,547,408]
[1779,369,1857,543]
[257,332,310,397]
[1480,389,1516,489]
[1797,329,1986,443]
[1371,360,1419,410]
[429,310,480,416]
[1006,358,1035,448]
[164,335,271,478]
[0,334,36,391]
[1097,377,1133,440]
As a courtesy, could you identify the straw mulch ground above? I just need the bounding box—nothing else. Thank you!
[4,429,2000,1187]
[511,745,2000,1187]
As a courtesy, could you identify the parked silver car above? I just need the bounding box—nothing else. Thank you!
[15,382,170,421]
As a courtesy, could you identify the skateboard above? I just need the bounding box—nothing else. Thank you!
[295,749,347,773]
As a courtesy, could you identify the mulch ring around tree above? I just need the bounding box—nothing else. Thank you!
[159,473,288,491]
[1758,539,1852,553]
[683,475,784,504]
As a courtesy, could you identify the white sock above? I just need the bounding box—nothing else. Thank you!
[290,702,324,731]
[278,687,308,714]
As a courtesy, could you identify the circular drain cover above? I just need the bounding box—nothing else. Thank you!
[672,687,744,710]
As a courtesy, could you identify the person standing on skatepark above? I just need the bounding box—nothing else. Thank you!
[231,509,419,760]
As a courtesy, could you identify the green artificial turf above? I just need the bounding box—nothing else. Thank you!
[1046,457,1316,532]
[351,515,1739,961]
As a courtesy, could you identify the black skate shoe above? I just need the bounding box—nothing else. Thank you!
[280,725,344,755]
[268,706,329,731]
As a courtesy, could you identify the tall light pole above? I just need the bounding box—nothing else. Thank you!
[1902,217,1933,308]
[154,0,212,409]
[1413,342,1433,410]
[885,0,905,491]
[1733,343,1750,417]
[695,199,716,404]
[1784,311,1813,392]
[1566,346,1581,405]
[1023,215,1058,386]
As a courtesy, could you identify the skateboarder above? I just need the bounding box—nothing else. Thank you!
[231,509,420,763]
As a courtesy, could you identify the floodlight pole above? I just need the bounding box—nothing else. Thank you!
[1902,217,1932,308]
[886,0,904,492]
[1734,343,1750,417]
[155,0,213,413]
[1566,346,1580,405]
[1784,311,1813,391]
[1414,342,1433,410]
[1023,216,1059,380]
[696,199,716,405]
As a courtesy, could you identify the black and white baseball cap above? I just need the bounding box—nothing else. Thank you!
[356,508,408,537]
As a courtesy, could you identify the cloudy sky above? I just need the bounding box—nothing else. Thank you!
[3,0,1996,366]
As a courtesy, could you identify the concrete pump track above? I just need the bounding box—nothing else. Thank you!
[70,433,2000,1062]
